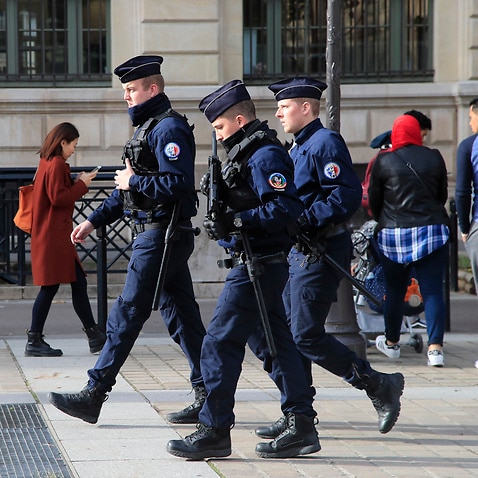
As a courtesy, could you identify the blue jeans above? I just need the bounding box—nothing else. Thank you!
[379,244,448,346]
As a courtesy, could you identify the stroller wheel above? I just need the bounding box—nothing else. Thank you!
[409,333,423,353]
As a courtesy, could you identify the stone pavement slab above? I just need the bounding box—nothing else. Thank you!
[1,294,478,477]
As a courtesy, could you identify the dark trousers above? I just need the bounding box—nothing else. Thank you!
[30,260,95,334]
[199,262,316,430]
[87,227,205,391]
[278,232,373,389]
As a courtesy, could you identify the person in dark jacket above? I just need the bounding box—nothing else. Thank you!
[167,80,320,460]
[255,77,404,442]
[48,55,206,424]
[362,110,432,217]
[368,114,450,367]
[455,98,478,292]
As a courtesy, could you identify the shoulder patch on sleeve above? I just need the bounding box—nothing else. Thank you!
[268,172,287,190]
[324,162,341,179]
[164,142,180,159]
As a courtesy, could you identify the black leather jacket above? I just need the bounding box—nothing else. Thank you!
[368,144,449,230]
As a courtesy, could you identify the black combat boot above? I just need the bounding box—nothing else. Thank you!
[166,422,231,460]
[255,414,288,439]
[83,325,106,354]
[166,385,207,424]
[357,370,405,434]
[48,386,108,424]
[255,413,321,458]
[25,331,63,357]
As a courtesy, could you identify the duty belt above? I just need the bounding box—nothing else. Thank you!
[217,251,287,269]
[132,219,191,236]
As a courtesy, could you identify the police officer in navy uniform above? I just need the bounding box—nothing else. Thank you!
[166,80,320,460]
[48,55,207,424]
[253,77,405,440]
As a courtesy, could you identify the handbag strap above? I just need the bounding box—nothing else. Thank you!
[31,166,38,183]
[394,149,440,203]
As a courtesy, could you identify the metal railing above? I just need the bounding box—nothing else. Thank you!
[0,167,460,331]
[1,167,133,328]
[0,167,132,286]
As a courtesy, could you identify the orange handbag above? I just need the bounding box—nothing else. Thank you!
[13,183,35,234]
[13,170,37,234]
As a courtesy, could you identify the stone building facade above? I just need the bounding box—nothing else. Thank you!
[1,0,477,293]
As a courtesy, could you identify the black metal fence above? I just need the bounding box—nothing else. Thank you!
[0,167,460,331]
[0,166,132,285]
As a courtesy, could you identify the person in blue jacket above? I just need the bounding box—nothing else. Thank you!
[48,55,207,424]
[254,77,405,442]
[167,80,320,460]
[456,97,478,291]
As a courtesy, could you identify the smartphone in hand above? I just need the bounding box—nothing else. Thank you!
[90,165,102,174]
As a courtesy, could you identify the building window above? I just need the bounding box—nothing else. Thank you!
[0,0,110,87]
[243,0,433,84]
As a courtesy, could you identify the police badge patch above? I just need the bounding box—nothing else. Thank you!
[324,162,341,179]
[164,142,180,159]
[268,172,287,190]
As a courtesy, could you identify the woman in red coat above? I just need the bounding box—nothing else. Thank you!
[27,122,106,357]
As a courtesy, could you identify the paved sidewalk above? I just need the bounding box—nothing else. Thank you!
[1,296,478,477]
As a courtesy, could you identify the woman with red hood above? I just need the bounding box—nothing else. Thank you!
[368,114,450,367]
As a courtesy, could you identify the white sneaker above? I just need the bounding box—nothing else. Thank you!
[427,350,444,367]
[409,317,427,328]
[375,335,400,359]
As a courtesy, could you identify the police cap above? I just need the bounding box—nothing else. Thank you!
[199,80,251,122]
[114,55,163,83]
[268,77,327,101]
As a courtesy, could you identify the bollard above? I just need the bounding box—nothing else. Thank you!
[325,280,367,359]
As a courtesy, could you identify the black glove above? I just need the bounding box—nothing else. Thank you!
[199,173,210,197]
[297,215,313,234]
[203,211,235,241]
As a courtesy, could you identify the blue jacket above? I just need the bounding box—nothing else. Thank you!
[219,122,304,253]
[291,118,361,228]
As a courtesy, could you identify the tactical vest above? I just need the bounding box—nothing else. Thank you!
[222,126,282,212]
[122,109,194,213]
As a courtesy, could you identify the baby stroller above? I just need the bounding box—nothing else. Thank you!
[351,220,425,353]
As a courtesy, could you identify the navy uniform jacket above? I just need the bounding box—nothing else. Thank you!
[88,95,197,227]
[291,118,361,227]
[219,126,304,254]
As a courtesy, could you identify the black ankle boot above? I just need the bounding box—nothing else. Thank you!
[255,414,288,439]
[48,385,108,424]
[166,385,207,424]
[83,325,106,354]
[255,413,321,458]
[356,370,405,434]
[166,422,231,460]
[25,331,63,357]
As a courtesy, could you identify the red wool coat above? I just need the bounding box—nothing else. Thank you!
[30,156,88,286]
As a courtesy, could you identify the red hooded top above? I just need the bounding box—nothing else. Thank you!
[391,114,422,151]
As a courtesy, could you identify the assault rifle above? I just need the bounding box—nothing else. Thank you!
[297,232,381,307]
[206,131,277,357]
[207,131,223,221]
[240,231,278,357]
